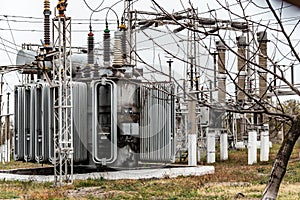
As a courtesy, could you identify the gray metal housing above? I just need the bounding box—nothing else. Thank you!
[14,82,88,163]
[14,78,176,167]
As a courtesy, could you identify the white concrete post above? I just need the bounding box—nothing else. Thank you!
[188,94,197,166]
[220,130,228,160]
[260,124,269,162]
[7,138,10,162]
[207,129,216,163]
[188,134,197,166]
[0,146,2,163]
[248,129,257,165]
[3,143,7,162]
[197,147,201,163]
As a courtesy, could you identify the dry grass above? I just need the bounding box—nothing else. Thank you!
[0,142,299,199]
[0,160,51,170]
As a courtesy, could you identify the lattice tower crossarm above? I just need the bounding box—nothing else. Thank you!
[52,16,73,186]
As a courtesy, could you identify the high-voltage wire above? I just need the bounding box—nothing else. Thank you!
[2,77,13,92]
[0,2,293,22]
[0,40,14,66]
[83,0,105,12]
[4,16,18,52]
[0,28,119,32]
[0,36,23,49]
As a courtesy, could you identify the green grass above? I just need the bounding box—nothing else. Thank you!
[0,142,299,199]
[0,190,19,199]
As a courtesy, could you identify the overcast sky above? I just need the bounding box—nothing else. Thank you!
[0,0,300,113]
[1,0,298,64]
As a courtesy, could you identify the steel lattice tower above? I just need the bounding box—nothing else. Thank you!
[52,15,73,186]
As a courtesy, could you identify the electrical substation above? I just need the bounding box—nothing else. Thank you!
[2,0,299,185]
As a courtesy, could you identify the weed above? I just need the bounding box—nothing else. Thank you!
[1,142,300,199]
[0,190,19,199]
[74,178,105,188]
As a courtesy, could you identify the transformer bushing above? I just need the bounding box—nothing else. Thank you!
[44,0,51,49]
[113,31,123,67]
[216,40,227,104]
[87,31,94,65]
[103,28,111,67]
[236,35,247,103]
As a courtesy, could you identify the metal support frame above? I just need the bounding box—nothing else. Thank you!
[124,0,136,66]
[52,16,73,185]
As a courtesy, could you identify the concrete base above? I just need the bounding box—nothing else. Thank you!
[0,166,214,182]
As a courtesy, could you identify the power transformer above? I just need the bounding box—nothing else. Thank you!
[14,76,176,168]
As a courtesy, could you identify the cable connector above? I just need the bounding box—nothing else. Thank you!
[119,23,126,30]
[57,0,68,17]
[104,21,110,33]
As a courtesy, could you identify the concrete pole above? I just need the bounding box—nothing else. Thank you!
[258,43,267,99]
[236,36,247,103]
[248,129,257,165]
[0,75,3,163]
[188,93,197,166]
[260,124,270,162]
[220,130,228,161]
[257,31,268,124]
[216,41,227,104]
[207,129,216,163]
[236,36,247,142]
[5,93,10,162]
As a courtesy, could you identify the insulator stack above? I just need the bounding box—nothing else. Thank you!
[257,31,268,124]
[120,28,127,60]
[119,24,127,63]
[236,35,247,103]
[216,41,227,104]
[113,31,123,67]
[88,32,94,65]
[237,46,246,102]
[103,28,111,67]
[257,31,268,100]
[44,0,51,49]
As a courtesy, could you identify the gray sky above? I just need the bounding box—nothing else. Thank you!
[0,0,300,112]
[1,0,298,65]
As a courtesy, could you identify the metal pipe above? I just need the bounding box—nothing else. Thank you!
[273,65,276,87]
[213,52,217,89]
[291,64,294,85]
[167,59,173,83]
[5,93,10,162]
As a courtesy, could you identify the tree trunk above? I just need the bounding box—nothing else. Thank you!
[262,115,300,199]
